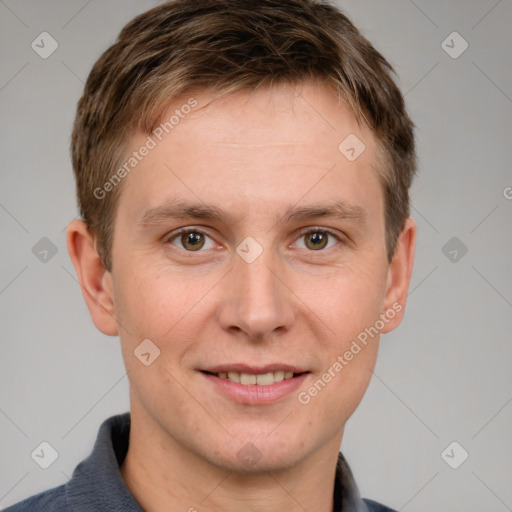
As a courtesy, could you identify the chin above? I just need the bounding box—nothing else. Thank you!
[202,429,314,475]
[209,447,305,475]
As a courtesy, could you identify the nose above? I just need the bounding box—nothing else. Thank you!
[216,246,296,341]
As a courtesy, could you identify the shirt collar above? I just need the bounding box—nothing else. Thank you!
[65,413,370,511]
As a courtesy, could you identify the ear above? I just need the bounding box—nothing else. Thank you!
[381,217,416,333]
[66,219,118,336]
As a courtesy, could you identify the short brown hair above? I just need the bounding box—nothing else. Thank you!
[71,0,416,271]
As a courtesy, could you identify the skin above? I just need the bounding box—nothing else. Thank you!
[67,80,415,512]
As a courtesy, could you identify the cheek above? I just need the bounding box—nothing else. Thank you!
[113,264,216,352]
[303,263,388,342]
[296,261,386,413]
[297,337,379,446]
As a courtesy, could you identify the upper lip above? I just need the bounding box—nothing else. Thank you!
[200,364,309,374]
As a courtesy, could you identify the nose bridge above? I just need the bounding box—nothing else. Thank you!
[219,240,294,338]
[241,251,278,304]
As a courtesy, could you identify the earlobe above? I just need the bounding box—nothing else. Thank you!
[66,219,119,336]
[381,217,416,333]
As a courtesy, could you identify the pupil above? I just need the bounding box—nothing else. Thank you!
[307,232,327,250]
[311,233,323,244]
[183,232,204,250]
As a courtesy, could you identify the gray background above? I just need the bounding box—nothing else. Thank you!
[1,0,511,510]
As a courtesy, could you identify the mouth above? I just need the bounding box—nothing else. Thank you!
[198,365,310,405]
[201,370,306,386]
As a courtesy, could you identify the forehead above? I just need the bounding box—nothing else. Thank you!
[115,81,382,224]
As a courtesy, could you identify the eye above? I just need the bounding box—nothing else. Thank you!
[168,229,217,252]
[295,229,340,251]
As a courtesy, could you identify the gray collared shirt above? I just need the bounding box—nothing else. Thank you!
[4,413,396,512]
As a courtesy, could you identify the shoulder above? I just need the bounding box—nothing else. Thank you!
[363,498,398,512]
[3,484,67,512]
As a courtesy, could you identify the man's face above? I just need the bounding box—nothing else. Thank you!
[105,82,404,472]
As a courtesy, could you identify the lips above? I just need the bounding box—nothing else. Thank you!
[201,364,308,383]
[199,364,309,403]
[204,370,299,386]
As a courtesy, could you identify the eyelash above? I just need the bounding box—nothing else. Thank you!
[166,227,343,253]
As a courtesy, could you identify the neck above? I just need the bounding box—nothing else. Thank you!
[120,402,342,512]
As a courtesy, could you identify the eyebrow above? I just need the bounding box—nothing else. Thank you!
[283,201,367,224]
[137,199,367,229]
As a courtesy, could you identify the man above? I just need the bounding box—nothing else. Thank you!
[6,0,416,510]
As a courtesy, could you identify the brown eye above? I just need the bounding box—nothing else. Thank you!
[181,232,205,251]
[304,231,329,250]
[169,229,216,252]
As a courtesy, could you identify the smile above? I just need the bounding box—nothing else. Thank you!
[199,365,310,405]
[205,370,301,386]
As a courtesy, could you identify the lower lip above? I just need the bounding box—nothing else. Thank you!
[200,372,309,405]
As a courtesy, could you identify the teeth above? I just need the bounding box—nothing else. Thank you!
[256,372,274,385]
[240,373,257,385]
[274,371,284,382]
[216,371,298,385]
[227,371,240,383]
